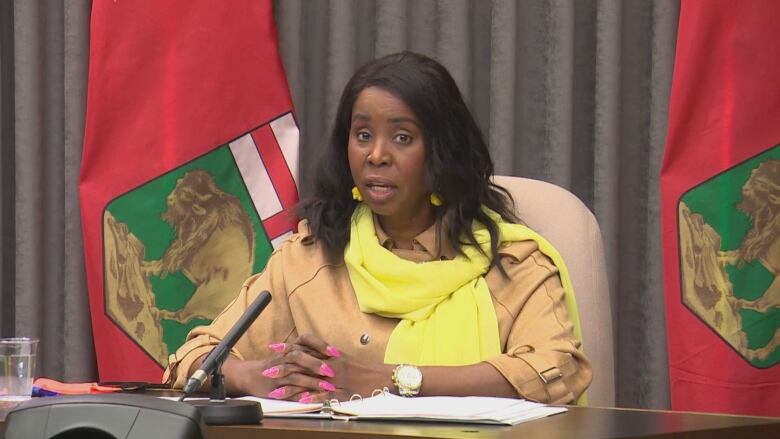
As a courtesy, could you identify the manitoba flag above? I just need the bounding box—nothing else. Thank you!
[661,0,780,416]
[80,1,299,381]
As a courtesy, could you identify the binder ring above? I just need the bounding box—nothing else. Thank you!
[372,387,390,397]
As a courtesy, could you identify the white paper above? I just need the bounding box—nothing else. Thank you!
[334,393,567,425]
[161,394,566,425]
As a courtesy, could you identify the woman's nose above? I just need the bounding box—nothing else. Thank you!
[367,140,390,166]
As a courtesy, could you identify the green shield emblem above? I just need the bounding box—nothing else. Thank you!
[103,146,275,367]
[678,144,780,367]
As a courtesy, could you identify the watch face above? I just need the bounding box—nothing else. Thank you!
[398,365,422,386]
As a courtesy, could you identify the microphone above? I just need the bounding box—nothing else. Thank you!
[182,290,272,397]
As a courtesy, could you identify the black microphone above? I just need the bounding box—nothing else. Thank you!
[182,290,272,396]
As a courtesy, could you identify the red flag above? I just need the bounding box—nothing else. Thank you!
[80,1,299,381]
[661,0,780,416]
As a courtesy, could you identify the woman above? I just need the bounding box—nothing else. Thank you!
[164,52,592,404]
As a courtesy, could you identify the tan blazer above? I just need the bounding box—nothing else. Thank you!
[164,220,592,404]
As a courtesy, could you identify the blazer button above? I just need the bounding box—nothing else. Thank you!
[360,334,371,345]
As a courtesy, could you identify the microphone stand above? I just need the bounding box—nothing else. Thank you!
[178,290,273,425]
[184,360,262,425]
[210,363,226,401]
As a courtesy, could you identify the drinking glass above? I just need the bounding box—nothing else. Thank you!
[0,338,38,401]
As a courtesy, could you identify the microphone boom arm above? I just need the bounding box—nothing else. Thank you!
[180,290,273,398]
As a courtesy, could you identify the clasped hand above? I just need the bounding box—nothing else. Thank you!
[230,333,389,403]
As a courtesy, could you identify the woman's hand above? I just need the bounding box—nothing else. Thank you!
[258,335,338,402]
[262,333,393,402]
[220,340,333,402]
[222,333,518,402]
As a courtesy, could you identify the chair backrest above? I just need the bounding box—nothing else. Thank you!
[493,175,615,407]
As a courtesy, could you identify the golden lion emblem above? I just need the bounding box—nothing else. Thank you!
[679,159,780,362]
[144,169,256,322]
[104,169,256,365]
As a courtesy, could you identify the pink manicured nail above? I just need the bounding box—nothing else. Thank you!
[319,381,336,392]
[261,366,280,378]
[269,343,286,352]
[298,392,313,403]
[325,345,341,357]
[319,363,335,378]
[268,387,286,399]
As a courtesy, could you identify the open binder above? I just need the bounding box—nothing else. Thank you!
[174,391,567,425]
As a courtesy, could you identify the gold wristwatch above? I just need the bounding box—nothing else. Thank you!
[392,364,423,397]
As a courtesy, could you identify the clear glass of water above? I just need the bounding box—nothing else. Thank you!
[0,338,38,401]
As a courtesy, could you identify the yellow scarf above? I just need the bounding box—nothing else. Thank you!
[345,203,582,367]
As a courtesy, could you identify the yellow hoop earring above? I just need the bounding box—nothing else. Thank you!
[430,193,443,206]
[352,186,363,202]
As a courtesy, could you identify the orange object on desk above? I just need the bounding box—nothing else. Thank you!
[33,377,122,395]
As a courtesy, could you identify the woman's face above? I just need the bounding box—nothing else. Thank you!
[348,87,434,233]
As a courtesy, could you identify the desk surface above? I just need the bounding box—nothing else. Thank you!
[3,399,779,439]
[205,406,780,439]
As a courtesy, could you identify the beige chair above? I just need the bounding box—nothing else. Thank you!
[493,175,615,407]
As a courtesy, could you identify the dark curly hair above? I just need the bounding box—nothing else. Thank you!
[299,51,517,269]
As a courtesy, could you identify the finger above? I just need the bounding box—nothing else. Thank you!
[294,333,341,358]
[298,391,331,403]
[266,385,310,401]
[268,341,324,361]
[275,372,336,394]
[296,391,315,403]
[261,363,308,379]
[287,343,328,360]
[268,342,287,353]
[282,349,336,378]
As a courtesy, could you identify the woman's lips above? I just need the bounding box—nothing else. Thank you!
[364,183,396,202]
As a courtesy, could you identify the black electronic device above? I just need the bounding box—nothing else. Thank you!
[2,394,206,439]
[180,290,272,425]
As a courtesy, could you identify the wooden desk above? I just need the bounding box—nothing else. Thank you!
[203,406,780,439]
[3,400,779,438]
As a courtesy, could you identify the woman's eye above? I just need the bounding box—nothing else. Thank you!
[356,131,371,142]
[395,133,412,144]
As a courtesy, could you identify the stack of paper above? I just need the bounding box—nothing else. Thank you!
[231,393,567,425]
[331,393,566,425]
[242,397,323,416]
